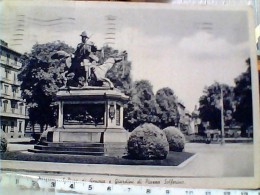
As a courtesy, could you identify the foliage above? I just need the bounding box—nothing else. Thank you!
[97,46,118,64]
[197,58,253,137]
[105,47,133,95]
[18,41,74,133]
[18,40,188,136]
[127,123,169,160]
[93,45,134,129]
[179,123,192,135]
[233,58,253,136]
[155,88,180,129]
[0,131,7,153]
[198,82,235,130]
[163,126,185,152]
[124,80,160,131]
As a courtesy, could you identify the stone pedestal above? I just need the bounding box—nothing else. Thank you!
[31,86,130,156]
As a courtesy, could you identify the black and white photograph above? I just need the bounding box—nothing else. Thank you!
[0,1,259,190]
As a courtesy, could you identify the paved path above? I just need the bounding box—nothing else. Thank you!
[184,143,254,177]
[1,143,254,178]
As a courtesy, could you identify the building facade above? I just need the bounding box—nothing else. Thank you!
[191,105,201,134]
[0,40,28,138]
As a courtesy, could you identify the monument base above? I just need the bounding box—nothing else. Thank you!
[49,128,105,143]
[46,127,129,143]
[28,86,130,156]
[104,129,130,156]
[29,127,130,157]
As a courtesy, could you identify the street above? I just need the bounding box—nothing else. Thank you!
[184,143,254,177]
[1,142,254,177]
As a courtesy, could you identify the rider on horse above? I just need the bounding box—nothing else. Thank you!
[51,31,126,89]
[68,31,99,86]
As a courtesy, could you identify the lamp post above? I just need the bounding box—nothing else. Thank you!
[220,85,225,145]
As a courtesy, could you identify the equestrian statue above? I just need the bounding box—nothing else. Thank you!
[51,31,126,89]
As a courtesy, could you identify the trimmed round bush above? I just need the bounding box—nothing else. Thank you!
[163,126,185,152]
[127,123,169,160]
[0,130,8,153]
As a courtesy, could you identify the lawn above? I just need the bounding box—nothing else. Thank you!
[0,151,194,166]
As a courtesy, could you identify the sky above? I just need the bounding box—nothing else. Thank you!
[0,1,252,112]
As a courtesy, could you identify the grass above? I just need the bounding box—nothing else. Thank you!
[0,151,194,166]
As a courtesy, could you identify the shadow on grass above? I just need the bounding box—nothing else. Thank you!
[0,151,194,166]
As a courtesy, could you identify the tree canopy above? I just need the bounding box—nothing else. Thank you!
[18,42,133,133]
[18,40,184,135]
[198,58,253,136]
[124,80,160,131]
[105,47,133,95]
[155,87,180,129]
[233,58,253,135]
[18,41,75,132]
[198,82,235,130]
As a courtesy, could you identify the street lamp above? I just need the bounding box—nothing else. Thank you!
[220,85,225,145]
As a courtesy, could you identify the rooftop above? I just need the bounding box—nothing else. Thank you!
[0,39,22,57]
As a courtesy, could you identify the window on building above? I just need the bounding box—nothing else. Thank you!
[20,103,23,115]
[11,100,17,113]
[14,57,18,65]
[5,69,9,79]
[12,86,17,98]
[3,100,8,112]
[6,54,10,65]
[4,70,7,79]
[116,105,120,126]
[2,124,7,133]
[13,73,17,83]
[11,121,15,132]
[4,85,8,94]
[18,121,22,132]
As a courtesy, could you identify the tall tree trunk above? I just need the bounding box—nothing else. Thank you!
[32,122,35,133]
[40,124,44,133]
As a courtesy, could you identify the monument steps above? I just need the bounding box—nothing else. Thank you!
[28,141,105,156]
[42,142,104,147]
[34,145,105,152]
[28,149,104,156]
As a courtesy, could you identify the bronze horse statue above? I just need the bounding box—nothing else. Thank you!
[51,50,126,88]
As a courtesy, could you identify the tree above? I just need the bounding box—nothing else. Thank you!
[233,58,253,136]
[155,87,180,129]
[19,41,133,136]
[18,41,74,135]
[102,46,134,129]
[124,80,160,131]
[105,48,133,95]
[198,82,235,130]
